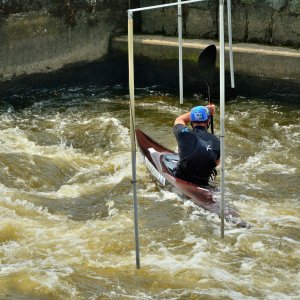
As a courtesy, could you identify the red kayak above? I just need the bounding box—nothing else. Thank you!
[136,128,248,227]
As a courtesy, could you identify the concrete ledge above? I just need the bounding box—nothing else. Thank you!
[112,35,300,82]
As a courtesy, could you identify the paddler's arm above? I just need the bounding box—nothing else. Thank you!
[174,112,191,126]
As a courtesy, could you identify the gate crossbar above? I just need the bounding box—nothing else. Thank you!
[128,0,206,13]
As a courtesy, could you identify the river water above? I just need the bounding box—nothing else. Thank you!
[0,84,299,299]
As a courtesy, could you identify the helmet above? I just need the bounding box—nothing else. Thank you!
[190,106,210,122]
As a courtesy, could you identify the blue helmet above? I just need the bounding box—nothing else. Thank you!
[190,106,210,122]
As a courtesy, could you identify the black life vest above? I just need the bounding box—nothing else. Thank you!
[175,129,216,185]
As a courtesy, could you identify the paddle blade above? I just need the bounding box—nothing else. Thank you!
[198,45,217,134]
[198,44,217,97]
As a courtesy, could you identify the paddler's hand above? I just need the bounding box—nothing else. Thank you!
[206,104,216,116]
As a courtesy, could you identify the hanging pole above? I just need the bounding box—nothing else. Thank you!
[227,0,235,88]
[128,11,141,269]
[219,0,225,238]
[178,0,184,104]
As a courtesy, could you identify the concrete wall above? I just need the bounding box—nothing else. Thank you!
[0,0,131,82]
[0,0,299,99]
[111,35,300,101]
[140,0,300,48]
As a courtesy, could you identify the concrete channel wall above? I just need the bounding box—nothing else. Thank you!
[111,35,300,100]
[112,35,300,80]
[0,0,132,82]
[0,0,299,100]
[140,0,300,48]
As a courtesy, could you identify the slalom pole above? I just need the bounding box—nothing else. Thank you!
[219,0,225,238]
[128,11,141,269]
[178,0,184,104]
[227,0,235,88]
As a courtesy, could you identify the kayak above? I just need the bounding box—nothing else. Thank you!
[136,128,248,227]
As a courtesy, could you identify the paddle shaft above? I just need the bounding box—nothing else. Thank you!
[207,84,214,134]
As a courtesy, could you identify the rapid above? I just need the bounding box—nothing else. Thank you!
[0,84,299,299]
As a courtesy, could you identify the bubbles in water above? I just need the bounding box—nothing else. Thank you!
[0,88,299,299]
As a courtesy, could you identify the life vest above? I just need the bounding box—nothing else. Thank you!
[175,129,216,185]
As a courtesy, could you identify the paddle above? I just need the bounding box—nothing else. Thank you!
[197,45,217,134]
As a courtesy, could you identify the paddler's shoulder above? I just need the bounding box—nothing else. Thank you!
[173,124,191,135]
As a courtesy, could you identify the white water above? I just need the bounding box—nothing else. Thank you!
[0,86,299,299]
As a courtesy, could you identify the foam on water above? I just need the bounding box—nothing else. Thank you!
[0,89,299,299]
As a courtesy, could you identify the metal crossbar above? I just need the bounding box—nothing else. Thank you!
[128,0,206,13]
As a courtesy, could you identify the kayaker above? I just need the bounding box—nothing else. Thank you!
[173,105,220,186]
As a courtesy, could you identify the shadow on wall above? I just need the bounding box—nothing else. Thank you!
[0,54,128,108]
[0,53,299,107]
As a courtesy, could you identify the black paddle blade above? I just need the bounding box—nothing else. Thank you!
[198,45,217,135]
[198,45,217,100]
